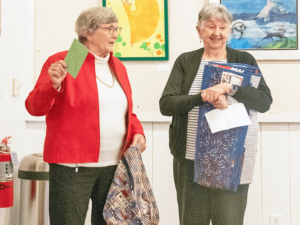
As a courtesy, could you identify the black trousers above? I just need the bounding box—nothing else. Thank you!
[49,163,117,225]
[173,157,249,225]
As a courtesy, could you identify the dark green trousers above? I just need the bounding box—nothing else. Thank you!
[49,163,117,225]
[173,157,249,225]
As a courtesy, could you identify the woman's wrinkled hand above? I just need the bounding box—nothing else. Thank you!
[200,83,231,102]
[48,60,68,90]
[132,134,146,153]
[211,94,228,110]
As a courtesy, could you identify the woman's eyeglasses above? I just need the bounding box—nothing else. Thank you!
[99,26,122,34]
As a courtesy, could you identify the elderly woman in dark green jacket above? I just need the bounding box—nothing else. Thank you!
[160,3,272,225]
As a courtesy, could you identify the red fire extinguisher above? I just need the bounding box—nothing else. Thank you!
[0,136,13,208]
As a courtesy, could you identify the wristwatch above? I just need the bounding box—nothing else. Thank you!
[229,84,238,96]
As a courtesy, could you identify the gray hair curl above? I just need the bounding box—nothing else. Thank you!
[75,7,118,43]
[197,4,233,29]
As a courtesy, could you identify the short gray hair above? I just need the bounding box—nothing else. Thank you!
[197,3,233,29]
[75,7,118,43]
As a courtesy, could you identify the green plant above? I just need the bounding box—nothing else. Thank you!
[114,34,126,57]
[140,41,165,57]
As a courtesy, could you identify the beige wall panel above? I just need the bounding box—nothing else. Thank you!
[34,0,102,83]
[289,123,300,225]
[244,124,262,225]
[23,122,46,160]
[152,122,179,225]
[258,61,300,116]
[85,201,92,225]
[141,122,153,184]
[261,123,290,225]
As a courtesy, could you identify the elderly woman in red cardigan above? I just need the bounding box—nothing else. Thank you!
[25,7,145,225]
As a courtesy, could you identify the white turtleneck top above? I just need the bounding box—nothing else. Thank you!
[60,53,128,168]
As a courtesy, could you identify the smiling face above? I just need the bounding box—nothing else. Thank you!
[197,17,231,52]
[85,22,118,58]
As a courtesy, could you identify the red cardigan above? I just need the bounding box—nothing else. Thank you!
[25,51,144,163]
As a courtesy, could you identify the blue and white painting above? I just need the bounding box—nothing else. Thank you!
[221,0,298,50]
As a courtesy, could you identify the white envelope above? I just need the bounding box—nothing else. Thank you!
[205,103,252,134]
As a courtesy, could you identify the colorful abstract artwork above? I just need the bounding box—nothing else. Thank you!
[221,0,298,50]
[103,0,169,61]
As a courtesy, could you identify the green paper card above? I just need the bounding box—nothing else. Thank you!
[64,38,89,79]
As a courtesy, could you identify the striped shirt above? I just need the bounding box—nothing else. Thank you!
[185,59,227,160]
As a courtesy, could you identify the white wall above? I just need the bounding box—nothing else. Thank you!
[140,122,300,225]
[0,1,30,224]
[32,0,300,119]
[1,0,300,225]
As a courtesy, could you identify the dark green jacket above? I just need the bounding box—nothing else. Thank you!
[159,47,272,160]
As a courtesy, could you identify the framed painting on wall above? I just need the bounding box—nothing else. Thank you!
[103,0,169,61]
[209,0,299,60]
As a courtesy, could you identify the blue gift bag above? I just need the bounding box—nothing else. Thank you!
[194,63,261,191]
